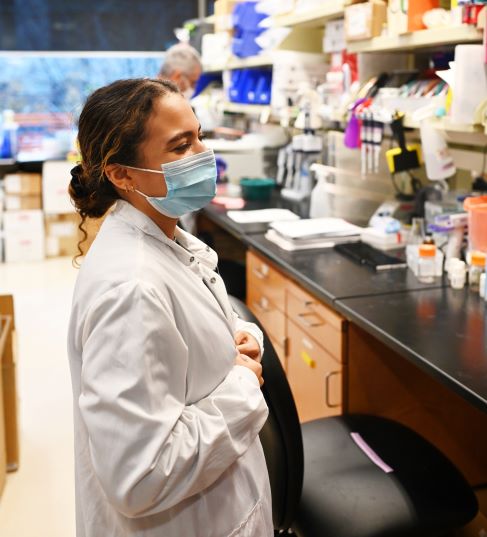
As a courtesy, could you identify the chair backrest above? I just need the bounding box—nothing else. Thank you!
[229,296,304,531]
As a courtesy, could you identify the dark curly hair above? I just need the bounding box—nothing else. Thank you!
[69,78,179,264]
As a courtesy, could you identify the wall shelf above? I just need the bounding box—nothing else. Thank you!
[347,25,483,53]
[272,2,344,28]
[403,116,485,134]
[203,54,273,73]
[221,102,271,115]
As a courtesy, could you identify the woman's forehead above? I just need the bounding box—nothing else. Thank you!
[146,94,199,143]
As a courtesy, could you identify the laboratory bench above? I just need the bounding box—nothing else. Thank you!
[200,199,487,489]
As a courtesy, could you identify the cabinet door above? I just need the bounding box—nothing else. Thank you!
[287,318,342,423]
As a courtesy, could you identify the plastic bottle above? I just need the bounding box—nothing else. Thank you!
[0,109,18,159]
[310,171,331,218]
[406,218,425,276]
[417,244,436,283]
[450,260,467,290]
[468,251,486,290]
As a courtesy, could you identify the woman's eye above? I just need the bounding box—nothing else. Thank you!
[198,133,207,141]
[174,143,191,153]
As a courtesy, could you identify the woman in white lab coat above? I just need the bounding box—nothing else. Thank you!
[67,78,273,537]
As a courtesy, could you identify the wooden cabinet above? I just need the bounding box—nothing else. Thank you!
[247,251,288,370]
[286,318,342,422]
[247,250,347,422]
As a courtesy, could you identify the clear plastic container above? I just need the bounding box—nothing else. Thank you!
[417,244,436,283]
[451,260,467,290]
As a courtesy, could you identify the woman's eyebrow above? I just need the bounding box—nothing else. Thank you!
[166,125,202,146]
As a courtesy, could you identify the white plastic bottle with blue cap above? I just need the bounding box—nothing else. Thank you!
[0,110,19,159]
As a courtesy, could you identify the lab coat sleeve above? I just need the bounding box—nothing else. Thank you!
[78,280,268,518]
[233,313,265,358]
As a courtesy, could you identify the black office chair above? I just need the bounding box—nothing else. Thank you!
[229,296,478,537]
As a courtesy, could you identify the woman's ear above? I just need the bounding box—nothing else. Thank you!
[105,164,132,192]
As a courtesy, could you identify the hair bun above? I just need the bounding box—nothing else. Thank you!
[70,164,86,196]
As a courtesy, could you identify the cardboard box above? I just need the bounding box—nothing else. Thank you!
[0,311,14,492]
[4,173,42,196]
[5,194,42,211]
[2,363,19,472]
[387,0,408,36]
[42,160,76,215]
[345,1,387,41]
[214,0,239,32]
[45,213,105,258]
[0,364,6,498]
[0,296,19,472]
[3,210,45,263]
[45,213,80,257]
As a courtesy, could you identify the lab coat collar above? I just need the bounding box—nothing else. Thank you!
[112,201,218,270]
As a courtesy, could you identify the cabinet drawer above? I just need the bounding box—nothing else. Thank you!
[287,319,342,423]
[248,286,286,347]
[247,251,286,312]
[287,283,345,362]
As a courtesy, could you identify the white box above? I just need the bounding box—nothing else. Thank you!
[3,210,45,262]
[42,160,76,215]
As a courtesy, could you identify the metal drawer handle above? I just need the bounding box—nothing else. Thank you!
[252,265,269,280]
[297,311,325,328]
[325,371,341,408]
[252,299,270,314]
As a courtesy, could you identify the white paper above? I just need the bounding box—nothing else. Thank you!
[270,217,363,240]
[227,208,300,224]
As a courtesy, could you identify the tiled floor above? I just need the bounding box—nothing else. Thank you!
[0,257,78,537]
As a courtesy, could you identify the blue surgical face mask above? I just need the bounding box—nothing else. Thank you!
[125,149,217,218]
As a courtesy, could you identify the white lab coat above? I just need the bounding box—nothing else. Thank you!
[67,200,273,537]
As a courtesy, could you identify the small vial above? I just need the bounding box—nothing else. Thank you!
[468,251,486,291]
[417,244,436,284]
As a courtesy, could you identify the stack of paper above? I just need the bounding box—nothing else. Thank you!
[227,209,300,232]
[266,217,363,251]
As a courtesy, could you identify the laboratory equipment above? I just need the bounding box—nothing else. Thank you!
[450,260,467,289]
[468,251,485,291]
[280,131,323,201]
[417,244,436,283]
[281,86,324,201]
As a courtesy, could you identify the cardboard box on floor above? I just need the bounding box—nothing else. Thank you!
[0,306,15,497]
[0,295,19,473]
[0,317,7,497]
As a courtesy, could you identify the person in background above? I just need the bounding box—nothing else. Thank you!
[67,78,272,537]
[158,42,202,99]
